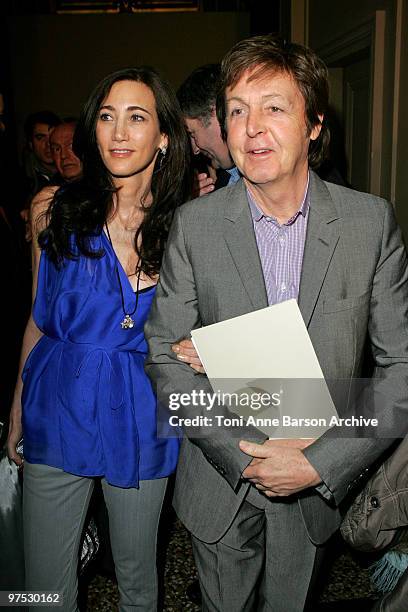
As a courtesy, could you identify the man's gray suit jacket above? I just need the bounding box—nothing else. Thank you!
[145,172,408,546]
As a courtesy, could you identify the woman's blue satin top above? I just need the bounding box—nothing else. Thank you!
[22,232,179,488]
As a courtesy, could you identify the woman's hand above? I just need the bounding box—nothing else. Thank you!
[6,191,52,469]
[20,208,32,242]
[172,338,205,373]
[7,403,23,468]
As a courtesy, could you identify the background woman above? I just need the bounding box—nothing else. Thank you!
[7,66,191,611]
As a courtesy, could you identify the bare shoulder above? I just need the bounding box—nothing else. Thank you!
[31,185,57,216]
[31,185,58,234]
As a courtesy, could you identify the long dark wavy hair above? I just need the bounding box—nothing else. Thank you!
[39,67,192,277]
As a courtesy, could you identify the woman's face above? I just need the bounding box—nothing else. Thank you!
[96,79,167,180]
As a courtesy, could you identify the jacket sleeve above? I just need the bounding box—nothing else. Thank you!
[145,208,267,492]
[303,200,408,506]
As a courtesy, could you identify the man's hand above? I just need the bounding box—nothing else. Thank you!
[193,172,215,198]
[240,439,321,497]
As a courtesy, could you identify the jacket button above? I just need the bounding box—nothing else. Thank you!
[370,496,380,508]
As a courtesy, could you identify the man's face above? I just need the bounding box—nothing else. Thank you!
[185,111,233,170]
[30,122,55,167]
[225,69,322,187]
[50,123,82,180]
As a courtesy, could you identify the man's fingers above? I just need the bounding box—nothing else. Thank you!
[253,482,292,497]
[172,340,197,358]
[177,355,201,365]
[255,483,269,491]
[199,185,215,196]
[239,440,271,458]
[264,490,281,497]
[192,173,215,198]
[265,438,315,449]
[172,348,201,362]
[172,339,198,357]
[176,353,203,367]
[254,482,303,497]
[198,175,215,187]
[172,338,194,351]
[241,458,264,480]
[178,339,194,348]
[172,346,197,358]
[198,175,215,196]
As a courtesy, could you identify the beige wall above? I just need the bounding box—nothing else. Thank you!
[7,12,249,149]
[307,0,394,49]
[394,0,408,236]
[308,0,397,202]
[293,1,408,239]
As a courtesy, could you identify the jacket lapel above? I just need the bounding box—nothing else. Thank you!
[223,181,268,311]
[298,173,340,327]
[222,175,340,321]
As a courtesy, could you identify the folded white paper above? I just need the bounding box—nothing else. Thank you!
[191,299,338,438]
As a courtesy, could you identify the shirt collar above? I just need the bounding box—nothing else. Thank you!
[226,166,241,184]
[247,173,310,225]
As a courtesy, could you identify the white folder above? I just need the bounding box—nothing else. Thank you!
[191,299,338,438]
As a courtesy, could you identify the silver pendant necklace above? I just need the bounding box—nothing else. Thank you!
[121,313,134,330]
[105,222,141,330]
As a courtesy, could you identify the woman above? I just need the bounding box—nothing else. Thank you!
[7,67,191,611]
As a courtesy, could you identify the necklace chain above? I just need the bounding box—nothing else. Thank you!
[105,222,141,329]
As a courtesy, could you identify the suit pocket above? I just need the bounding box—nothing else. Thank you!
[323,290,371,313]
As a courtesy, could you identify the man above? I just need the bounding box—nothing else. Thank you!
[49,119,81,182]
[178,65,241,606]
[177,64,240,194]
[146,36,408,611]
[22,110,61,198]
[24,120,80,243]
[20,110,61,234]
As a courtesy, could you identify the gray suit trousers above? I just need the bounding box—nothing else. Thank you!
[192,495,318,612]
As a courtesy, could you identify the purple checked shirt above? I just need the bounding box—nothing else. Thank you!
[247,175,310,306]
[247,176,333,500]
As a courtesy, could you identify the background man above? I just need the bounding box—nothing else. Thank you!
[23,119,80,243]
[22,110,61,201]
[177,64,239,195]
[20,110,61,236]
[49,119,81,182]
[146,35,408,611]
